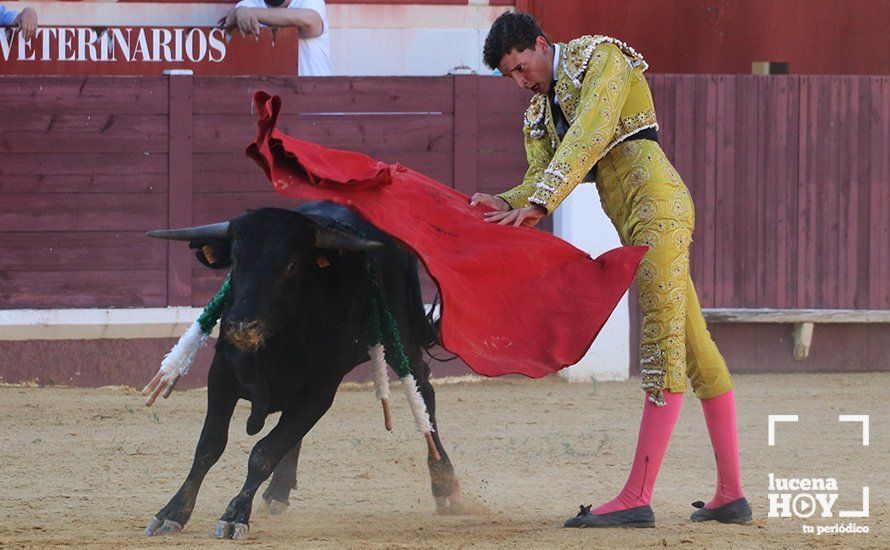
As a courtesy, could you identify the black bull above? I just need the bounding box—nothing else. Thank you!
[144,201,462,540]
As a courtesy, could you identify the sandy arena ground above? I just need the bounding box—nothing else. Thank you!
[0,373,887,549]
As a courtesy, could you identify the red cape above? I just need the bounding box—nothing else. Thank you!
[247,92,647,378]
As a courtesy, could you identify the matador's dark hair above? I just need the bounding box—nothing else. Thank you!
[483,12,551,70]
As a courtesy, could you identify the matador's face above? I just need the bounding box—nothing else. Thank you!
[497,35,554,95]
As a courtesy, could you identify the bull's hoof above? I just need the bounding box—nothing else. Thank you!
[214,520,249,540]
[145,516,183,536]
[260,497,289,516]
[435,490,490,516]
[434,491,466,515]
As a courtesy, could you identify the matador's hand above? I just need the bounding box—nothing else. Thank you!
[469,193,510,212]
[483,205,547,227]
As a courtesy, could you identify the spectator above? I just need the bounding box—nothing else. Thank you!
[220,0,332,76]
[0,5,38,41]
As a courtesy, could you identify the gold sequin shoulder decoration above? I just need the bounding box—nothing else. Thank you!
[562,35,649,88]
[524,94,547,139]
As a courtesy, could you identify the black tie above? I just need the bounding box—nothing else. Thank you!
[548,82,569,139]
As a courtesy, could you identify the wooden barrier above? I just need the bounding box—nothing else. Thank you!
[1,74,889,384]
[2,74,887,311]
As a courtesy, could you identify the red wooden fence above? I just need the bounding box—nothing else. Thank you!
[1,74,888,312]
[2,73,889,386]
[647,75,890,310]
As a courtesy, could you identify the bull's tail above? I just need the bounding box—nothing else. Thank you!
[423,292,442,348]
[422,292,458,363]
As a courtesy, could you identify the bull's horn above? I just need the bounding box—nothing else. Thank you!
[146,222,230,241]
[315,227,384,251]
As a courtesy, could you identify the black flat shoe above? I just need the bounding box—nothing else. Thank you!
[563,504,655,528]
[690,498,752,524]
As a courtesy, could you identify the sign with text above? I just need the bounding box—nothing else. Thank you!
[0,26,298,75]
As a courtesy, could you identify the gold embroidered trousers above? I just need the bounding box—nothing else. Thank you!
[596,139,733,399]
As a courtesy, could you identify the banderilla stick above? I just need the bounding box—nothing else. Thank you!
[425,432,441,462]
[381,398,393,431]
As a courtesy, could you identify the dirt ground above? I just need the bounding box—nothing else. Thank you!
[0,373,887,549]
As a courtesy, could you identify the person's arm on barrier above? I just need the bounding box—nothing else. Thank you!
[219,2,324,39]
[1,6,38,40]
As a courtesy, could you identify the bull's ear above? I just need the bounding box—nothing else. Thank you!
[188,239,232,269]
[314,227,385,251]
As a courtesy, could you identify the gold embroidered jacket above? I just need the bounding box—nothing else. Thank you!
[497,35,659,213]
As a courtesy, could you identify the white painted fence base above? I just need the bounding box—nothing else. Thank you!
[552,183,631,383]
[0,307,218,341]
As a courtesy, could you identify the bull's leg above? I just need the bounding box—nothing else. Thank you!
[259,440,302,514]
[214,379,340,540]
[146,357,239,536]
[412,352,462,514]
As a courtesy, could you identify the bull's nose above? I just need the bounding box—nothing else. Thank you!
[225,320,267,351]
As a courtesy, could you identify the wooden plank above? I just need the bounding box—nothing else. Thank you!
[852,78,872,309]
[796,77,818,308]
[167,73,194,306]
[0,339,207,389]
[702,308,890,324]
[192,192,297,224]
[648,74,663,147]
[453,75,477,194]
[0,270,167,308]
[0,232,166,271]
[192,151,453,194]
[191,268,229,307]
[735,76,759,307]
[757,76,777,309]
[840,77,864,308]
[0,153,168,193]
[476,151,531,193]
[192,113,454,155]
[712,323,759,368]
[672,76,695,186]
[0,193,166,232]
[0,76,168,115]
[779,76,800,310]
[819,77,842,308]
[475,77,535,207]
[869,77,890,309]
[657,74,676,161]
[192,77,455,114]
[477,112,525,148]
[476,78,531,114]
[714,75,736,308]
[0,307,209,341]
[0,114,168,154]
[677,75,705,295]
[690,75,718,307]
[779,77,800,311]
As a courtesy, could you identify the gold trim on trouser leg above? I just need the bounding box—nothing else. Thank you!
[597,139,734,404]
[599,140,693,405]
[684,276,734,399]
[633,217,691,404]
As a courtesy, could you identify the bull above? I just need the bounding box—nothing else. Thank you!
[143,201,461,540]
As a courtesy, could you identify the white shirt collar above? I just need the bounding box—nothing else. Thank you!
[552,43,561,82]
[550,43,561,103]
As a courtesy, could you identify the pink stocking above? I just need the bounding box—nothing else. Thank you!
[592,390,683,514]
[701,389,745,508]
